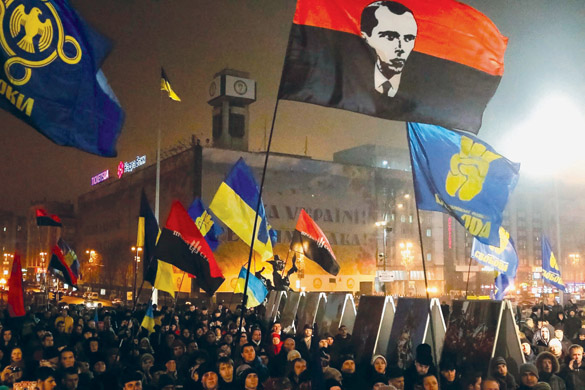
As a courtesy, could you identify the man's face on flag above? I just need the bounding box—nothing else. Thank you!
[362,4,417,78]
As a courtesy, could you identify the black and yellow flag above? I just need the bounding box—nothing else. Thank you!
[161,68,181,101]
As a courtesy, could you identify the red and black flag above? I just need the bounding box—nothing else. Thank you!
[278,0,507,133]
[7,253,25,317]
[153,201,224,296]
[291,209,340,276]
[36,209,62,227]
[48,245,78,287]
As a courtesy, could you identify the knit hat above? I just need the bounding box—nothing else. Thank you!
[415,343,433,366]
[371,354,387,366]
[140,353,154,364]
[548,338,562,350]
[287,350,301,361]
[532,382,552,390]
[578,328,585,336]
[519,363,539,380]
[440,359,456,371]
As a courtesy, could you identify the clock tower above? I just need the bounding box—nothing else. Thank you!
[207,69,256,151]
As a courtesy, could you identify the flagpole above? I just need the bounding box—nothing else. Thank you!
[406,124,438,367]
[238,99,280,334]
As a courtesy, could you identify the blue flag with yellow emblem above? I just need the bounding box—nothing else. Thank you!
[408,122,520,246]
[471,227,518,278]
[188,198,223,251]
[542,235,566,292]
[0,0,124,156]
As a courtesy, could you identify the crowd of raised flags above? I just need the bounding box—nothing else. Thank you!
[1,0,571,332]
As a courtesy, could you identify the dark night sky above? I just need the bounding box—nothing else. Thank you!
[1,0,585,214]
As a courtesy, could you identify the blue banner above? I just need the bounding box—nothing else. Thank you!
[408,122,520,246]
[0,0,124,156]
[494,273,511,300]
[471,227,518,278]
[542,236,566,292]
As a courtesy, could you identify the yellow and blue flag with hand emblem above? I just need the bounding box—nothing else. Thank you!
[209,158,274,261]
[471,227,518,278]
[0,0,124,156]
[234,266,268,308]
[188,198,223,251]
[408,122,520,246]
[542,235,566,292]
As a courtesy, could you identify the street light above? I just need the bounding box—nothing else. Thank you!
[376,221,388,271]
[131,246,142,304]
[400,241,414,296]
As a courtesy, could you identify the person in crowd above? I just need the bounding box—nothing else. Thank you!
[404,344,435,390]
[522,338,537,364]
[35,366,58,390]
[296,325,316,361]
[439,358,459,390]
[371,354,388,377]
[535,351,566,390]
[422,374,439,390]
[388,365,405,390]
[548,338,565,362]
[572,328,585,349]
[553,326,571,355]
[518,363,540,390]
[481,378,498,390]
[490,356,517,390]
[559,344,585,390]
[339,354,360,390]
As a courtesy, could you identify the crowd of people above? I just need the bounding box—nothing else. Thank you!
[0,299,583,390]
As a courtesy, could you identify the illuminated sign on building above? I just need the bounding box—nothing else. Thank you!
[117,155,146,178]
[91,170,110,186]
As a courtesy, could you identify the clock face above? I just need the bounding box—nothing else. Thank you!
[234,80,247,95]
[209,81,217,97]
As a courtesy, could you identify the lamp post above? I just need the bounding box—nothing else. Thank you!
[400,241,414,296]
[131,246,142,304]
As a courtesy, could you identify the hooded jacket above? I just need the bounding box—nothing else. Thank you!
[536,351,566,390]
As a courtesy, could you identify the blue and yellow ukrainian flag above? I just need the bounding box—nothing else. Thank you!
[209,158,273,261]
[542,235,566,292]
[234,267,268,308]
[141,301,155,334]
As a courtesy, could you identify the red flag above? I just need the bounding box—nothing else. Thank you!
[153,201,224,295]
[279,0,507,133]
[291,209,340,275]
[49,246,78,287]
[7,253,25,317]
[36,209,62,227]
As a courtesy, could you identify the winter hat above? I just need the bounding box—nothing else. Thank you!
[371,354,387,366]
[287,349,301,361]
[492,356,507,367]
[532,382,552,390]
[519,363,539,380]
[387,365,404,379]
[548,338,562,350]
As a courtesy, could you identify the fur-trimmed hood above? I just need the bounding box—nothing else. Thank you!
[535,351,560,373]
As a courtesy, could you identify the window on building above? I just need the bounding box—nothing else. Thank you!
[400,215,406,223]
[409,215,413,223]
[426,229,432,237]
[426,253,432,262]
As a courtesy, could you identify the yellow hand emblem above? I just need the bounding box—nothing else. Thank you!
[195,211,213,236]
[446,136,501,201]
